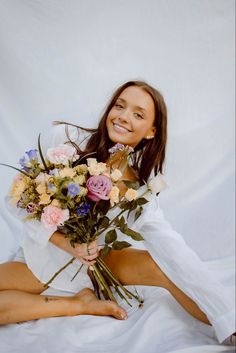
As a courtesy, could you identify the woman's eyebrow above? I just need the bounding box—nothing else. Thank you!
[116,98,147,112]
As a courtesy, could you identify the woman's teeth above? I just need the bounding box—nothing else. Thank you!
[113,123,130,132]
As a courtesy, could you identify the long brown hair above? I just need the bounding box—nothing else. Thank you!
[55,80,167,185]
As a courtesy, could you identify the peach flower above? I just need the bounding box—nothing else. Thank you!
[41,205,69,229]
[46,144,78,165]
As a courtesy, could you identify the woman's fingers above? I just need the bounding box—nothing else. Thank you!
[82,251,99,261]
[71,241,100,263]
[79,258,96,266]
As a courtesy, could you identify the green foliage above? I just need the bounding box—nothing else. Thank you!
[122,180,139,190]
[37,134,49,172]
[112,241,131,250]
[105,229,117,244]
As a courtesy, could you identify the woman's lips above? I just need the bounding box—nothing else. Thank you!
[112,122,131,133]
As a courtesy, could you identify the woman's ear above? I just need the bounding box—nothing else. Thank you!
[145,126,156,140]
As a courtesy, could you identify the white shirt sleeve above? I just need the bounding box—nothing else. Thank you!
[23,220,56,247]
[132,197,235,343]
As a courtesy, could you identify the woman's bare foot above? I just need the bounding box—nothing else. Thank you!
[71,288,128,320]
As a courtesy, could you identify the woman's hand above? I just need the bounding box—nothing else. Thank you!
[49,231,100,265]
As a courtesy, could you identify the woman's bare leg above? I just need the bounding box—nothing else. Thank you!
[0,262,127,325]
[104,249,210,325]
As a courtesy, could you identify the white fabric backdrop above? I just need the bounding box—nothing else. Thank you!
[0,1,235,352]
[0,0,235,264]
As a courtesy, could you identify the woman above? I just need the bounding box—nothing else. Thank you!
[0,80,234,344]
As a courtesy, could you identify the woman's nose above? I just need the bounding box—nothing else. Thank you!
[118,110,130,123]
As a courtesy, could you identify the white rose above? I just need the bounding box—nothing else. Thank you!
[86,158,97,167]
[148,173,168,194]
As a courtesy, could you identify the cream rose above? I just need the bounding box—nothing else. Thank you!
[88,162,107,176]
[111,169,122,182]
[124,188,138,201]
[108,186,120,206]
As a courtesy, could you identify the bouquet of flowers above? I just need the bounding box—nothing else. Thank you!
[1,136,166,307]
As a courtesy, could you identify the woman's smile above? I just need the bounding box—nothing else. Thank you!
[112,122,132,134]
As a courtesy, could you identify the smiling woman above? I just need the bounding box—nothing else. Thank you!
[0,80,235,346]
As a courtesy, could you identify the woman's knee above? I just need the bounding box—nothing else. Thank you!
[0,261,45,294]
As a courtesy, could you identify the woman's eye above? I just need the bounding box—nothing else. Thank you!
[134,113,144,119]
[114,104,123,109]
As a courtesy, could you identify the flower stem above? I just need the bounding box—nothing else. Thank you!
[44,257,76,288]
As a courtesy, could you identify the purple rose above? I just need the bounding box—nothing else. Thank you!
[86,175,112,202]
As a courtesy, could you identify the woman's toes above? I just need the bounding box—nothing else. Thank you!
[73,288,128,319]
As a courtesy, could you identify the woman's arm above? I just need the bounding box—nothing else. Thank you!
[49,231,99,266]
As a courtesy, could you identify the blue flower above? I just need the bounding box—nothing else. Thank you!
[67,183,80,197]
[49,168,59,176]
[19,149,39,171]
[26,149,38,161]
[76,203,91,216]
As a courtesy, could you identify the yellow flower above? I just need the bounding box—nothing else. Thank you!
[124,188,137,201]
[74,175,86,185]
[9,174,30,198]
[59,167,76,178]
[51,199,61,207]
[74,164,88,174]
[36,183,47,195]
[39,193,51,205]
[111,169,122,182]
[109,186,120,206]
[78,186,88,197]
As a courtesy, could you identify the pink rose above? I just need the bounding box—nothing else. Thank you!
[86,175,112,202]
[41,205,70,229]
[46,144,78,165]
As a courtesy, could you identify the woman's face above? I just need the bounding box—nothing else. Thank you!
[106,86,156,148]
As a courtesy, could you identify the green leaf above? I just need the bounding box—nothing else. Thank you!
[124,228,144,241]
[112,241,132,250]
[105,229,117,244]
[134,206,143,221]
[119,216,125,227]
[122,180,139,190]
[99,216,110,228]
[119,202,130,210]
[114,216,127,232]
[38,133,49,172]
[136,197,148,206]
[0,163,33,178]
[100,245,112,257]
